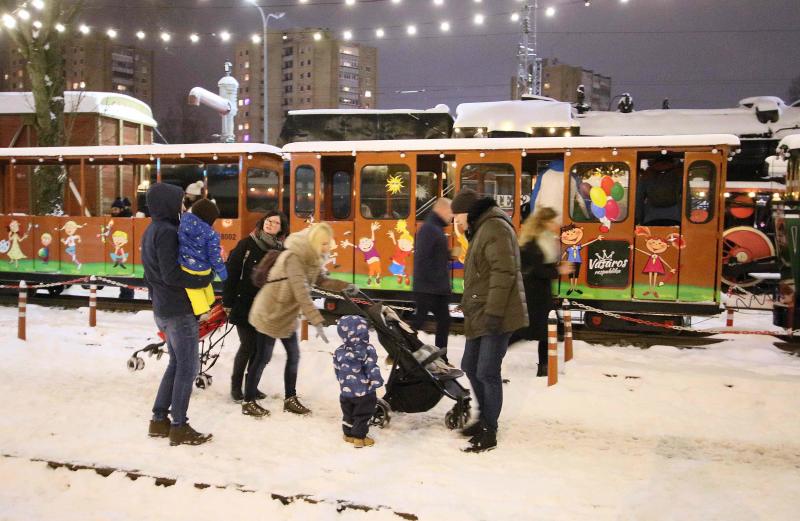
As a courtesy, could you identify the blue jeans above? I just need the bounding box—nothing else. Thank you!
[152,314,200,426]
[245,333,300,401]
[461,332,511,432]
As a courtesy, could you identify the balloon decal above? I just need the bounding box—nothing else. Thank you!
[589,175,625,232]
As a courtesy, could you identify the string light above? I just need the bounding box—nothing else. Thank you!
[219,30,231,42]
[136,30,145,40]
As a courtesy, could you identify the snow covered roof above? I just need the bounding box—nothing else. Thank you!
[289,104,451,116]
[0,91,157,127]
[0,143,282,165]
[779,135,800,150]
[454,100,576,132]
[283,134,740,154]
[579,99,800,140]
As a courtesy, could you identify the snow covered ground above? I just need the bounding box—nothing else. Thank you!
[1,304,799,521]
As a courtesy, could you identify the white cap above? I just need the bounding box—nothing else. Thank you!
[186,181,203,197]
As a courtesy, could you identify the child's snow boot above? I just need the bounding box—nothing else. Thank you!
[353,436,375,448]
[169,424,212,446]
[343,435,355,444]
[284,395,311,415]
[148,418,171,438]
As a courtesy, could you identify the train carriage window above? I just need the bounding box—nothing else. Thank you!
[569,162,630,223]
[416,171,439,219]
[460,163,516,216]
[206,164,239,218]
[686,161,716,224]
[295,165,316,217]
[360,164,410,219]
[246,168,280,213]
[331,171,352,219]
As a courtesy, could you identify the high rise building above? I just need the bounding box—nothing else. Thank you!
[512,58,612,111]
[233,28,378,144]
[1,34,154,106]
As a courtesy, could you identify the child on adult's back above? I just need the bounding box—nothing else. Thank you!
[178,199,228,317]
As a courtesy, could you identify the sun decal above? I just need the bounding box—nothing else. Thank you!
[386,174,405,195]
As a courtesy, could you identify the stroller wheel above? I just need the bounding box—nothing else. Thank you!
[445,404,471,430]
[195,374,211,390]
[370,398,391,428]
[127,356,144,372]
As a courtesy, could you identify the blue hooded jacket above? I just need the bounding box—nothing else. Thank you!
[141,183,212,317]
[178,212,228,280]
[333,315,384,398]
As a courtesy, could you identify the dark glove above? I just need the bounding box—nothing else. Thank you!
[343,283,359,296]
[485,314,503,335]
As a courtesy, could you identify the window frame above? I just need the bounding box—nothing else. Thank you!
[568,161,631,224]
[330,170,353,220]
[459,162,518,217]
[685,160,716,224]
[359,163,411,220]
[245,167,280,213]
[294,164,316,217]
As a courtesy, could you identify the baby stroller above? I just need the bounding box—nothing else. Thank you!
[126,301,233,390]
[341,291,472,430]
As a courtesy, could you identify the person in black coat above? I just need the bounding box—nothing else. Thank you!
[411,198,453,349]
[222,211,289,402]
[515,207,573,377]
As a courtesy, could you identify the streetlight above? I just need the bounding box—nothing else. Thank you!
[247,0,284,145]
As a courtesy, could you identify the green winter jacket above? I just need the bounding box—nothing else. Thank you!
[461,202,529,339]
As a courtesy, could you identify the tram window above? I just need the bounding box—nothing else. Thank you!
[331,171,352,219]
[360,164,411,219]
[635,156,682,226]
[295,165,316,217]
[206,164,239,218]
[686,161,716,224]
[246,168,280,213]
[569,162,630,223]
[416,171,439,219]
[460,163,516,216]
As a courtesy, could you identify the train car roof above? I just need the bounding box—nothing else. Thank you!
[0,143,283,166]
[0,91,157,127]
[282,134,740,154]
[779,135,800,150]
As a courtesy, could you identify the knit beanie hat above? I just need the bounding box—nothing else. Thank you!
[451,188,479,214]
[111,198,125,209]
[191,198,219,226]
[186,181,204,197]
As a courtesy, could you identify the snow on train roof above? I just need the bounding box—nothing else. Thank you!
[283,134,740,154]
[455,99,575,131]
[0,143,283,159]
[779,135,800,150]
[289,104,451,116]
[0,91,157,127]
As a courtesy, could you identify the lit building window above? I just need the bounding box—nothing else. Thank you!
[364,90,372,98]
[244,98,251,106]
[244,134,251,142]
[245,61,250,69]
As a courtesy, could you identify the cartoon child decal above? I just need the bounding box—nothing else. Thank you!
[451,219,469,269]
[387,220,414,286]
[6,219,30,267]
[110,230,129,269]
[634,226,684,298]
[560,224,604,296]
[39,233,52,263]
[323,236,342,271]
[341,222,382,286]
[60,220,85,270]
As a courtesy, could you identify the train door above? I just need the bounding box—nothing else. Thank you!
[679,152,723,302]
[631,153,684,301]
[289,155,319,233]
[320,156,356,284]
[559,149,636,300]
[353,152,414,291]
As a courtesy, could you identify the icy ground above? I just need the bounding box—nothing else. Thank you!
[1,305,799,521]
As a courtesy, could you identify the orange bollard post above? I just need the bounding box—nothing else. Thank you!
[89,276,97,328]
[726,306,734,328]
[547,310,558,387]
[301,319,309,342]
[563,299,573,362]
[18,280,27,341]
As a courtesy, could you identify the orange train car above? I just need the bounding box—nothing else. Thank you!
[283,134,739,325]
[0,143,284,287]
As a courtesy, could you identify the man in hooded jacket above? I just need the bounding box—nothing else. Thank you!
[143,183,214,446]
[451,188,528,453]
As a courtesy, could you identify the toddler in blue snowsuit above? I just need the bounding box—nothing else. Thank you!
[333,315,384,448]
[178,198,228,316]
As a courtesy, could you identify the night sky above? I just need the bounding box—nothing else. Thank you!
[81,0,800,134]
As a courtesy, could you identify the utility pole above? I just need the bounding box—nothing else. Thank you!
[516,0,543,98]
